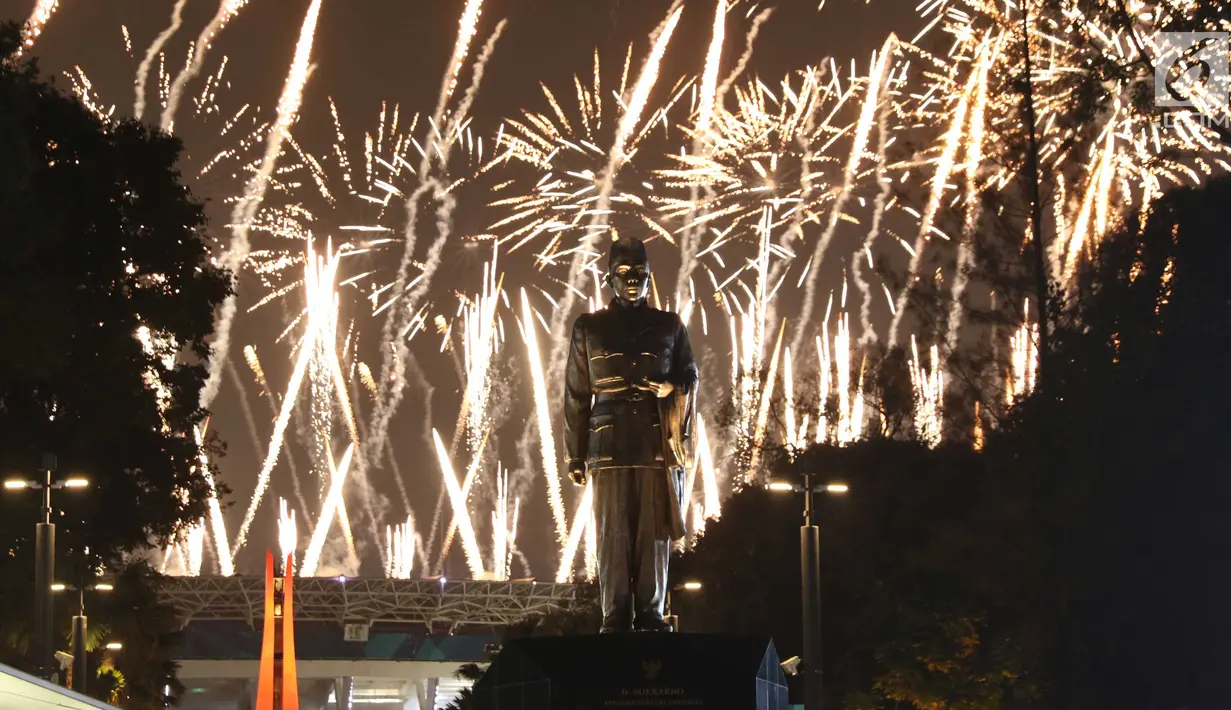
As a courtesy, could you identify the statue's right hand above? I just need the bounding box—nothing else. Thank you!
[568,466,588,486]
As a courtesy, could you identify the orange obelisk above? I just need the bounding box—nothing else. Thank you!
[256,550,299,710]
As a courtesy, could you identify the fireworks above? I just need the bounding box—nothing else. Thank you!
[16,0,61,58]
[49,0,1231,582]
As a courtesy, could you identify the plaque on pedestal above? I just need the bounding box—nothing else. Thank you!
[473,633,788,710]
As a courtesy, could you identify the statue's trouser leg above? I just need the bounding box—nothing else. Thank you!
[595,469,634,628]
[632,467,669,622]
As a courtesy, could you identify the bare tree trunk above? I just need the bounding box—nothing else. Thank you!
[1019,1,1049,394]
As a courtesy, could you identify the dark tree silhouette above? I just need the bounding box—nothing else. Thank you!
[0,22,230,701]
[672,177,1231,709]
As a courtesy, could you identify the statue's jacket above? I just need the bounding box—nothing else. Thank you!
[564,298,699,472]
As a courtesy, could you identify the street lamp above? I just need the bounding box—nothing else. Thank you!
[53,579,114,694]
[3,453,89,681]
[664,581,702,632]
[767,475,848,710]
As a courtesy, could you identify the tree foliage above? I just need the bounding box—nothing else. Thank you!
[0,22,230,561]
[674,176,1231,709]
[0,22,230,701]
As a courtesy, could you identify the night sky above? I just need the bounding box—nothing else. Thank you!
[3,0,922,577]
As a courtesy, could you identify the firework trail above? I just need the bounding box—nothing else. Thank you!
[888,36,985,349]
[385,515,415,579]
[233,240,348,558]
[695,414,721,519]
[134,0,188,120]
[278,497,298,572]
[1061,107,1119,282]
[435,430,491,572]
[520,289,567,546]
[200,0,321,413]
[672,0,729,305]
[194,429,235,576]
[161,0,250,131]
[1007,303,1038,407]
[365,0,487,464]
[713,6,773,114]
[746,319,785,482]
[491,464,518,579]
[695,0,727,143]
[404,19,507,312]
[792,35,897,357]
[945,35,999,357]
[544,3,684,388]
[431,429,485,578]
[244,346,311,519]
[300,443,356,576]
[852,87,892,345]
[181,519,207,576]
[909,335,942,445]
[16,0,61,59]
[556,480,593,583]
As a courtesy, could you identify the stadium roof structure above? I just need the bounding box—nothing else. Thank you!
[158,577,578,631]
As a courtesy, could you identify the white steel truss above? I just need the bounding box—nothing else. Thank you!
[158,577,577,629]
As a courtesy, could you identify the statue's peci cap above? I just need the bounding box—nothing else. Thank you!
[608,235,649,270]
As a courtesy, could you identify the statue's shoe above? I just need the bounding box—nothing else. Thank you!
[633,615,673,632]
[600,616,631,634]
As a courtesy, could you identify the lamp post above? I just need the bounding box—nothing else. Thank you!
[4,454,89,681]
[767,475,848,710]
[664,581,702,632]
[55,580,114,693]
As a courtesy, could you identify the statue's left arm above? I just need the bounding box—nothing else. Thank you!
[671,316,699,393]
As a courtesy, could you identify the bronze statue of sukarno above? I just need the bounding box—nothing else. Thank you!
[564,235,699,633]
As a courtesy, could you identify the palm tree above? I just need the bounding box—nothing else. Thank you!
[441,663,486,710]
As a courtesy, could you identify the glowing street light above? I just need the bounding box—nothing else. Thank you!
[4,455,92,681]
[104,642,122,651]
[665,581,703,631]
[766,474,850,710]
[58,578,116,694]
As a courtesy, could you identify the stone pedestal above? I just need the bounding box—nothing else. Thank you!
[473,634,788,710]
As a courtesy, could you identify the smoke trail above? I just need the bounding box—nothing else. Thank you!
[793,35,897,357]
[357,21,506,567]
[364,0,488,462]
[161,0,250,131]
[713,7,772,115]
[403,21,507,312]
[134,0,188,120]
[945,37,998,357]
[852,91,891,345]
[199,0,322,411]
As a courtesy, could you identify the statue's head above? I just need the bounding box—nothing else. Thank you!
[606,235,650,304]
